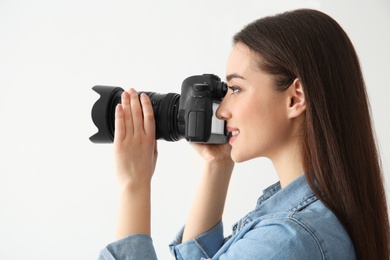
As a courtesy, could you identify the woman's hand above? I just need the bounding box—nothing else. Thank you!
[113,88,157,189]
[182,142,234,242]
[190,142,233,164]
[113,88,157,239]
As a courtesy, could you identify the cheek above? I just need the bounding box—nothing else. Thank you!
[239,102,289,160]
[244,102,271,130]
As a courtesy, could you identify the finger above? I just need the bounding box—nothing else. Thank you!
[121,91,133,136]
[129,88,143,135]
[114,104,125,143]
[140,93,155,137]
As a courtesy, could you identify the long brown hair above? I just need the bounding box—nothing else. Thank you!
[234,9,389,259]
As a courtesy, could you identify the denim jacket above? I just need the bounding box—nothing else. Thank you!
[99,175,355,259]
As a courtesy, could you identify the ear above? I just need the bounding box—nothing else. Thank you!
[287,78,306,119]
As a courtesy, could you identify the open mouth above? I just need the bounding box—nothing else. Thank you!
[231,130,240,137]
[228,129,240,144]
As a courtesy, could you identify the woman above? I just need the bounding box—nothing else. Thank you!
[99,9,389,259]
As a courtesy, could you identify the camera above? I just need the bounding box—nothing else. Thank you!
[90,74,229,144]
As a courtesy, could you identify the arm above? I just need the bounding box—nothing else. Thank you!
[113,89,157,239]
[182,143,234,242]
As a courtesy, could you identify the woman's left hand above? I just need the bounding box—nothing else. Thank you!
[113,88,158,189]
[113,88,157,239]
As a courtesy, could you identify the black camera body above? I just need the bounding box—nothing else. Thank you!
[90,74,229,144]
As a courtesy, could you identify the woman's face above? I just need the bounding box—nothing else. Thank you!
[217,43,293,163]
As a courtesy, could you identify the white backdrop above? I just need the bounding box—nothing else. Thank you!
[0,0,389,259]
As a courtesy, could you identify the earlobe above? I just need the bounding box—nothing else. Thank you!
[288,78,306,118]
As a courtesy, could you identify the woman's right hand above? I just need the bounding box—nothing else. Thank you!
[182,142,234,242]
[190,142,234,166]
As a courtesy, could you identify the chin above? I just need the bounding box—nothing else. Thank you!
[231,151,252,163]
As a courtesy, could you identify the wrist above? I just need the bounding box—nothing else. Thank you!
[116,180,151,239]
[204,158,235,172]
[201,160,234,182]
[118,178,151,195]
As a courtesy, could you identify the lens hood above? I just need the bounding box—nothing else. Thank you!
[90,85,124,143]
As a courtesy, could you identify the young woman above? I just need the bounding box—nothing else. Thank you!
[99,9,389,259]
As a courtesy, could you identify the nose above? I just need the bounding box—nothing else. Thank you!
[216,97,231,120]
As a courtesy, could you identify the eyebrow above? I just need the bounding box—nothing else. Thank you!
[226,73,246,82]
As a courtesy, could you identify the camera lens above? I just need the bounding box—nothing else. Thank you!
[140,92,181,141]
[90,86,182,143]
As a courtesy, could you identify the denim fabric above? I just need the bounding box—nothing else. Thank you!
[99,175,356,259]
[170,175,356,259]
[99,234,157,260]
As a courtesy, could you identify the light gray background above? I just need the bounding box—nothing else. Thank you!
[0,0,389,259]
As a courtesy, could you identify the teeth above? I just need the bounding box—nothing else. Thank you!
[231,130,240,136]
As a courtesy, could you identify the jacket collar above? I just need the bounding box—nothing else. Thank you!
[256,174,317,214]
[232,175,318,234]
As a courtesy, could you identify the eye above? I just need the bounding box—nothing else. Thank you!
[228,86,240,94]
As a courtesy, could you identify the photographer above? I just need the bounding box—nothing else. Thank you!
[98,9,389,259]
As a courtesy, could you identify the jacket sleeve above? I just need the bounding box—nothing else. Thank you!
[98,234,157,260]
[169,221,225,260]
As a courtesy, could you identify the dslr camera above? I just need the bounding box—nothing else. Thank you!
[90,74,229,144]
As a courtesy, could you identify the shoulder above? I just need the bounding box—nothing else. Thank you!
[217,177,356,259]
[244,200,355,259]
[288,199,355,258]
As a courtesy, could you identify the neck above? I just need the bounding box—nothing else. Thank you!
[271,137,304,188]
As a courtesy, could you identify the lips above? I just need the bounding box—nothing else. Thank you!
[227,126,240,144]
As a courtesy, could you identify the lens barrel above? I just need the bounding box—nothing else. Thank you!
[90,86,181,143]
[141,92,181,141]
